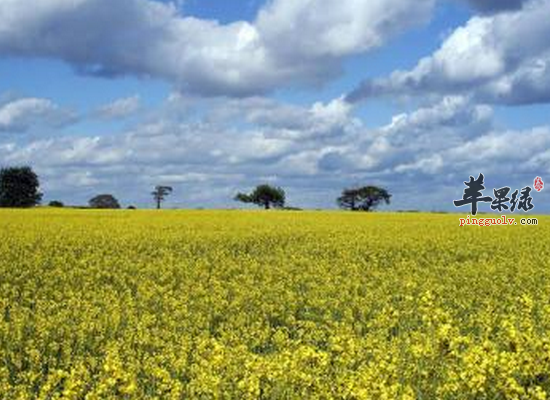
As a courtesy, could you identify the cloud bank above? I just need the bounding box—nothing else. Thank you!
[0,0,435,97]
[1,94,548,209]
[347,0,550,105]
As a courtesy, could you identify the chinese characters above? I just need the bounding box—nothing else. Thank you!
[454,174,536,215]
[453,174,492,216]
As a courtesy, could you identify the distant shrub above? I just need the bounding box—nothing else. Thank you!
[89,194,121,209]
[49,201,64,208]
[127,206,137,210]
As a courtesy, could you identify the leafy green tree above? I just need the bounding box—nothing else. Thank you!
[48,200,64,208]
[234,184,286,210]
[152,186,173,209]
[338,186,392,212]
[89,194,120,209]
[0,166,43,208]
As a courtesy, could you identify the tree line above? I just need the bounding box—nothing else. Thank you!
[0,166,392,212]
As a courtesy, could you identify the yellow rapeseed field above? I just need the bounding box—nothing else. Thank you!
[1,209,549,399]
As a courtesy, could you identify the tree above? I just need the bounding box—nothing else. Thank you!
[89,194,120,209]
[234,184,286,210]
[337,186,392,212]
[151,186,173,209]
[49,200,64,208]
[0,166,43,208]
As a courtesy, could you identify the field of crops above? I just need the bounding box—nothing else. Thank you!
[1,209,549,399]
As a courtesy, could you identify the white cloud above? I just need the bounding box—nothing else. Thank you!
[447,126,550,168]
[0,0,435,97]
[256,0,434,59]
[95,95,140,119]
[347,0,550,105]
[0,97,77,133]
[381,96,493,138]
[394,154,444,174]
[317,96,494,175]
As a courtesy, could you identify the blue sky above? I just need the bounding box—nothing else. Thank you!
[0,0,549,211]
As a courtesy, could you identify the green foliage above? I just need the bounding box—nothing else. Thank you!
[234,184,286,209]
[338,185,392,212]
[48,200,64,208]
[89,194,121,209]
[0,166,42,208]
